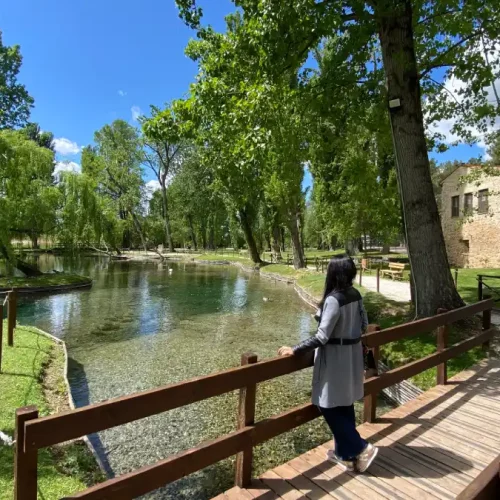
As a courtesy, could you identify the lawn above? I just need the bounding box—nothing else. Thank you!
[0,273,91,290]
[456,268,500,303]
[0,323,103,499]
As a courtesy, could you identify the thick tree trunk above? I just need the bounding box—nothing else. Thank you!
[382,243,391,254]
[161,186,175,252]
[281,227,286,252]
[288,212,305,269]
[238,208,262,264]
[201,217,207,250]
[345,239,358,255]
[131,212,148,253]
[377,1,463,316]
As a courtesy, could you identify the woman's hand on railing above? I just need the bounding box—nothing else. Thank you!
[278,346,294,356]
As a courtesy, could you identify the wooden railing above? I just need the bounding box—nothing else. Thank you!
[14,299,495,499]
[0,289,17,373]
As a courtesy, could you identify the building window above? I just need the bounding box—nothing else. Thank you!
[451,195,460,217]
[464,193,473,214]
[478,189,489,214]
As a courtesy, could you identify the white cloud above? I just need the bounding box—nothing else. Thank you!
[146,179,161,194]
[118,89,127,97]
[53,137,81,155]
[131,105,142,122]
[54,161,81,177]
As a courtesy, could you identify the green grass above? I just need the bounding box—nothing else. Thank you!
[455,268,500,304]
[0,324,103,499]
[0,273,91,290]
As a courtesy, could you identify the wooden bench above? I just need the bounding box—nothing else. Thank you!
[381,262,405,280]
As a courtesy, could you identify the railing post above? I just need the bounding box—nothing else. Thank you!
[15,406,38,500]
[483,307,492,355]
[8,289,17,347]
[235,352,258,488]
[376,268,380,293]
[478,275,483,301]
[436,309,449,385]
[454,268,458,287]
[359,264,363,286]
[363,325,380,424]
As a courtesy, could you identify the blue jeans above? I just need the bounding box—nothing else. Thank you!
[319,405,367,461]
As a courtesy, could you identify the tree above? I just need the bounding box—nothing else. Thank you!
[22,122,55,151]
[91,120,147,251]
[177,0,500,315]
[142,105,186,252]
[0,31,34,129]
[0,130,59,272]
[487,130,500,165]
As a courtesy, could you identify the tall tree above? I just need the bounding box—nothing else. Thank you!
[177,0,500,315]
[0,31,34,129]
[142,105,186,252]
[92,120,147,251]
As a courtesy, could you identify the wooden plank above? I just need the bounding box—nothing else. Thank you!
[362,300,494,347]
[246,479,279,499]
[364,328,495,395]
[436,309,448,385]
[273,463,334,499]
[456,454,500,500]
[225,486,254,499]
[260,470,307,500]
[236,353,258,488]
[7,290,16,346]
[14,406,38,500]
[363,325,380,423]
[24,352,314,451]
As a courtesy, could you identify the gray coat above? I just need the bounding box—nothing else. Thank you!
[311,288,367,408]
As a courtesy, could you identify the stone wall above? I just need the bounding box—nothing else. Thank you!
[441,166,500,268]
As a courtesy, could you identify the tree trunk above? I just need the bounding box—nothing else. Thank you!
[31,234,39,250]
[288,212,305,269]
[131,212,148,253]
[382,243,391,254]
[238,208,262,264]
[271,223,282,261]
[345,239,358,255]
[187,215,198,251]
[161,186,175,252]
[209,214,215,250]
[377,1,464,316]
[201,217,207,249]
[281,227,286,252]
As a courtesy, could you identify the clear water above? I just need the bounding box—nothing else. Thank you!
[14,255,390,498]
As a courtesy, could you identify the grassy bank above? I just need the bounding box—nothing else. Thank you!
[0,273,91,290]
[0,324,104,499]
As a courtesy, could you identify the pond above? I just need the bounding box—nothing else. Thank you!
[14,255,385,499]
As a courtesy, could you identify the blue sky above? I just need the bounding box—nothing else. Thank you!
[1,0,487,189]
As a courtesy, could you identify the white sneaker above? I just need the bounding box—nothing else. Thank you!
[326,449,355,472]
[356,444,378,473]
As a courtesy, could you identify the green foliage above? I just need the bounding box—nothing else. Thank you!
[21,122,55,151]
[0,31,34,129]
[0,130,59,254]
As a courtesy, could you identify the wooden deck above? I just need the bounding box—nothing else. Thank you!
[215,359,500,499]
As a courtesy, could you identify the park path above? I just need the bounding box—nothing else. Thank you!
[360,275,411,302]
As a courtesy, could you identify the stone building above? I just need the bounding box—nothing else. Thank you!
[440,165,500,268]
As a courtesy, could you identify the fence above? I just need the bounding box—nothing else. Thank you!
[477,274,500,303]
[0,290,17,373]
[14,299,495,499]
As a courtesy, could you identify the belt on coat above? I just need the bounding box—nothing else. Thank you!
[326,337,362,345]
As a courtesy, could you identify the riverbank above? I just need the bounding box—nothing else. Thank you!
[0,323,104,499]
[0,273,92,293]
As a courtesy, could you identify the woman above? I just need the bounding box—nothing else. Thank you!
[278,255,378,473]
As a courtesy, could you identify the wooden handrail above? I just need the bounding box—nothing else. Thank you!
[23,352,314,451]
[363,299,494,347]
[15,299,496,499]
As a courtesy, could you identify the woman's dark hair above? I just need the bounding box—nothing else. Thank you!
[319,254,357,309]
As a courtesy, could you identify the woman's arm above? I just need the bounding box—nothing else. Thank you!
[291,296,340,354]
